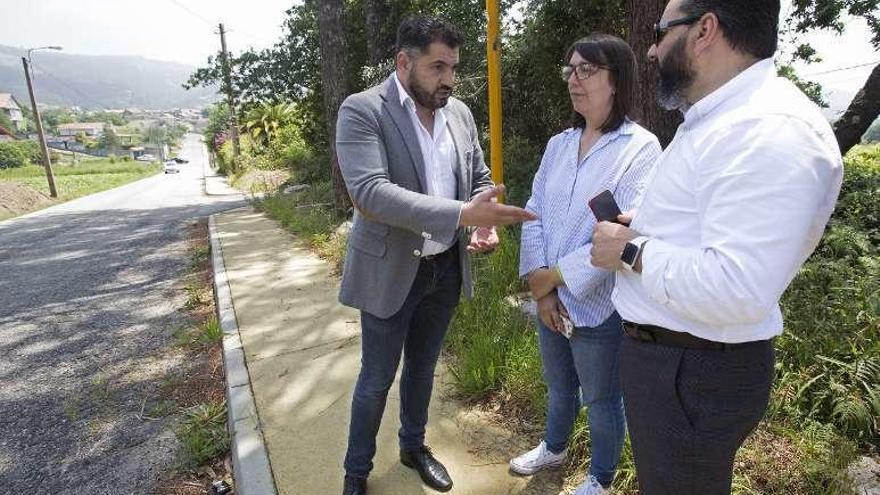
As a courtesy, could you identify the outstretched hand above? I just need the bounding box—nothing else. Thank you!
[467,226,499,253]
[460,184,538,227]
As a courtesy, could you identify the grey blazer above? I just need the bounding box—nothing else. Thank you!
[335,75,494,318]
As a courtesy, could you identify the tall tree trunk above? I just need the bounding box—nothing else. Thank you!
[625,0,682,148]
[317,0,352,214]
[834,63,880,156]
[363,0,393,65]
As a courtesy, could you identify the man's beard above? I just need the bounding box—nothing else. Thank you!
[655,36,694,111]
[408,73,453,110]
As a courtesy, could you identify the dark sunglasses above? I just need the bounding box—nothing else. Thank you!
[653,14,702,45]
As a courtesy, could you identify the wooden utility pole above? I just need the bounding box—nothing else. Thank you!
[21,57,57,198]
[218,23,240,170]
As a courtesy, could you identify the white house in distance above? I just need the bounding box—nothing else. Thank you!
[57,122,106,138]
[0,93,25,131]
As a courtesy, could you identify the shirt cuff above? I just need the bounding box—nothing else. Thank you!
[639,238,676,306]
[552,265,565,285]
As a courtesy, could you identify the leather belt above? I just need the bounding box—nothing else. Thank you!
[622,321,766,351]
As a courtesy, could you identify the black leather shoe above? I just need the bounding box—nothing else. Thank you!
[400,446,453,492]
[342,474,367,495]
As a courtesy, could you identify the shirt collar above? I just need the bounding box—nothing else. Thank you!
[393,72,412,108]
[683,57,775,126]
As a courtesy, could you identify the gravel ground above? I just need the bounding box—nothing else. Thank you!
[0,135,245,494]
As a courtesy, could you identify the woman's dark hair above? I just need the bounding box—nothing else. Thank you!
[679,0,780,59]
[395,15,463,55]
[565,33,637,132]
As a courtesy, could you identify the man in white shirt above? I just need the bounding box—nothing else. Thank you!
[590,0,843,493]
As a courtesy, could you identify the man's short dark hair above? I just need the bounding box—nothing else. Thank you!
[566,33,638,133]
[395,15,463,54]
[679,0,780,59]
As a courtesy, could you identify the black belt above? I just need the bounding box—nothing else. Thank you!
[622,321,766,351]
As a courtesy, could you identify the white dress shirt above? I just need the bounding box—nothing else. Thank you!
[394,74,458,255]
[613,58,843,343]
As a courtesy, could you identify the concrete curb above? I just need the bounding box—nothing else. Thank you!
[209,214,278,495]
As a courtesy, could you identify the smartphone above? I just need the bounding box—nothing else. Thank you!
[588,190,623,224]
[559,313,574,340]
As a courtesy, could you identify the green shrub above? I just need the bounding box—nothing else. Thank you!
[775,145,880,444]
[269,124,327,183]
[0,141,40,169]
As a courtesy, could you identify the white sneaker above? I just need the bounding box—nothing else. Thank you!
[509,440,566,475]
[572,475,610,495]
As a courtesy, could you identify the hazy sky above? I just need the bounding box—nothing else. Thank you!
[1,0,292,66]
[1,0,877,101]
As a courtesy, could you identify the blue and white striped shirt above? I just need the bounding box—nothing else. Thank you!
[519,120,661,327]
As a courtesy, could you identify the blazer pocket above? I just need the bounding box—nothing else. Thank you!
[350,228,387,257]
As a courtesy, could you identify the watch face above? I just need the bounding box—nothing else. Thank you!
[621,242,639,265]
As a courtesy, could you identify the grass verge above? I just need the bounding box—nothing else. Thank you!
[0,159,162,220]
[155,219,232,495]
[254,180,348,273]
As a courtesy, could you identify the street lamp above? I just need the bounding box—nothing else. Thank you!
[22,45,62,198]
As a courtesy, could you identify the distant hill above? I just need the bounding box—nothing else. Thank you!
[0,44,218,110]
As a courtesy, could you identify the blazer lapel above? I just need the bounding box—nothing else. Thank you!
[445,110,471,201]
[381,77,427,192]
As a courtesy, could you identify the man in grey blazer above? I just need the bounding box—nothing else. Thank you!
[335,15,536,495]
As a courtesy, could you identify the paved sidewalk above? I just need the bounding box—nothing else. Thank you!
[212,207,540,494]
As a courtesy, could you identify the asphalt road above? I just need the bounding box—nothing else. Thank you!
[0,134,246,494]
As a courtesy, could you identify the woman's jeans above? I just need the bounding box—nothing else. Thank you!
[539,311,625,487]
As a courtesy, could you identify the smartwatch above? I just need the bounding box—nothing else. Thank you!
[620,236,649,272]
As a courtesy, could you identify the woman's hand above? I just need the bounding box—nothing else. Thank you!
[537,291,563,332]
[528,267,563,300]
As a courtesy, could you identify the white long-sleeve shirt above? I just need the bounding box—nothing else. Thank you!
[393,73,458,255]
[613,58,843,343]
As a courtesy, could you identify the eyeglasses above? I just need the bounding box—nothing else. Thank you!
[653,14,702,45]
[561,62,609,82]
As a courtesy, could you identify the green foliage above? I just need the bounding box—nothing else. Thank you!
[198,317,223,345]
[176,401,230,470]
[0,109,15,132]
[0,140,40,169]
[269,124,328,183]
[255,182,348,271]
[244,102,298,148]
[773,145,880,444]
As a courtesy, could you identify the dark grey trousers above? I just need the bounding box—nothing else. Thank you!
[619,335,774,494]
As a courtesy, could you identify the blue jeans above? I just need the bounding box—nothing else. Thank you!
[343,249,461,479]
[539,311,625,487]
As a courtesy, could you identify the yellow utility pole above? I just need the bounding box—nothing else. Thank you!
[486,0,504,201]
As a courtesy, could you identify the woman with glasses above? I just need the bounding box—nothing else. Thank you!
[510,33,661,495]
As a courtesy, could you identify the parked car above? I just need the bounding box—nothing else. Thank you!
[163,162,180,174]
[136,153,156,162]
[172,157,189,164]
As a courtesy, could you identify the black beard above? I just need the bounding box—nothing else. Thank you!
[408,74,452,110]
[655,35,694,111]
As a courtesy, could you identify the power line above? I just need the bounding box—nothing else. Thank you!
[804,60,880,76]
[164,0,216,27]
[163,0,266,47]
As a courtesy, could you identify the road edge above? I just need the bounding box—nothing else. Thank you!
[209,214,278,495]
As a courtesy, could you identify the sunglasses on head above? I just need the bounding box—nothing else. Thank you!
[653,14,702,45]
